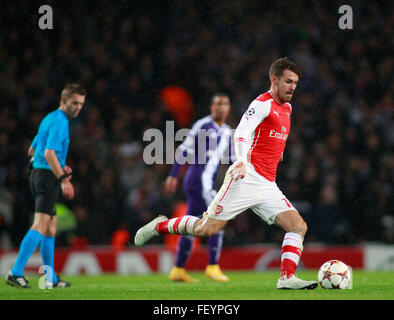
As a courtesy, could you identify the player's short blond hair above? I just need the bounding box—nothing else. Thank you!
[269,57,301,80]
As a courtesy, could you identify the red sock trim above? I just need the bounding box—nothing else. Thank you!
[280,258,297,277]
[172,217,182,234]
[281,245,302,257]
[156,220,169,234]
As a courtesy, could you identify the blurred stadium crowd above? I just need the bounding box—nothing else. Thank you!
[0,1,392,248]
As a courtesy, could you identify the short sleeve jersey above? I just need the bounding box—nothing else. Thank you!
[32,108,70,170]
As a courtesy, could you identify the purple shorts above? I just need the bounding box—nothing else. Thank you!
[185,189,207,217]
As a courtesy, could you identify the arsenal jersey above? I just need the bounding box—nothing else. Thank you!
[234,91,292,181]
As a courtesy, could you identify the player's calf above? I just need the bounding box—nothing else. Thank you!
[155,215,224,238]
[275,209,307,238]
[193,216,226,237]
[291,219,307,238]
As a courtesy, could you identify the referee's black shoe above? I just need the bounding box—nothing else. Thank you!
[53,275,71,288]
[5,271,31,289]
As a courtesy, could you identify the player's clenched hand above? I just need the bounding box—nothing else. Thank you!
[61,177,74,200]
[63,165,72,176]
[164,176,178,195]
[229,161,247,181]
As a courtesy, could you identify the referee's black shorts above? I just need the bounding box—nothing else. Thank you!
[29,169,60,216]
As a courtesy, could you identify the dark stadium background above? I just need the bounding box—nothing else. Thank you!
[0,1,392,249]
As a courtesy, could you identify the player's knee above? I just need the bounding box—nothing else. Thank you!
[31,213,51,233]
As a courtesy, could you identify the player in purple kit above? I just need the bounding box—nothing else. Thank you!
[164,93,235,282]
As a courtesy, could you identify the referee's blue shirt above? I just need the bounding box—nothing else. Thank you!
[31,108,70,170]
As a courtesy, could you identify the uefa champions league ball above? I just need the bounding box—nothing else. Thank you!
[318,260,351,289]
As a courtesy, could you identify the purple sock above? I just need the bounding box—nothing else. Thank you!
[208,230,224,265]
[175,236,194,268]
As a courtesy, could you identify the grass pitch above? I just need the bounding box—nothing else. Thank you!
[1,271,393,300]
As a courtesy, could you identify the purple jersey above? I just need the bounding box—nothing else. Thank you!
[170,115,235,206]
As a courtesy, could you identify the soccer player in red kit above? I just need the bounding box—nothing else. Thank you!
[135,58,317,289]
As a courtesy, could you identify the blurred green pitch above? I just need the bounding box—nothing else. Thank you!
[1,271,393,300]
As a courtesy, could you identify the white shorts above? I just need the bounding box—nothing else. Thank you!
[206,163,296,224]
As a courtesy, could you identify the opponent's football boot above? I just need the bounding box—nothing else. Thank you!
[169,267,199,283]
[205,264,230,282]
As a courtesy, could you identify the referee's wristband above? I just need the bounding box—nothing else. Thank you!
[58,173,70,181]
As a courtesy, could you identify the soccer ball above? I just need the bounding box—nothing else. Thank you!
[318,260,351,289]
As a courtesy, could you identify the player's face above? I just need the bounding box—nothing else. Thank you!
[63,93,85,118]
[211,96,231,123]
[275,69,299,103]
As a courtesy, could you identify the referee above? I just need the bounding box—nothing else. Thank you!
[6,84,86,289]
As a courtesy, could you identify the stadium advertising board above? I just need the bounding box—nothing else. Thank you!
[2,244,388,275]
